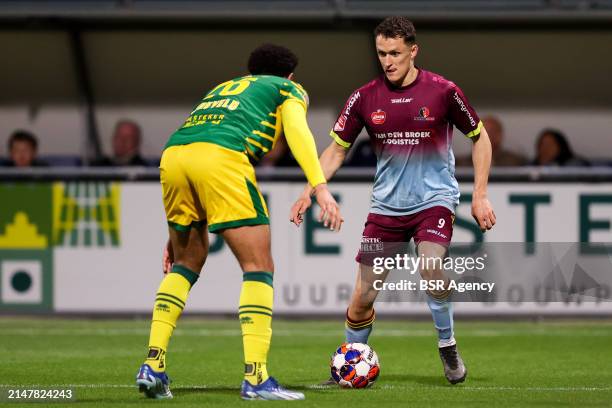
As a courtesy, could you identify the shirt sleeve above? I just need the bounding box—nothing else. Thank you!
[280,99,327,187]
[329,90,364,149]
[280,80,309,112]
[447,84,482,138]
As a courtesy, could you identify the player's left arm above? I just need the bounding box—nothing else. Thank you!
[470,126,496,232]
[447,84,496,232]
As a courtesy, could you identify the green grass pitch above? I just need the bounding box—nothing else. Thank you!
[1,317,611,407]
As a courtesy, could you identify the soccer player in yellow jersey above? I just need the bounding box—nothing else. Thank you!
[135,44,343,401]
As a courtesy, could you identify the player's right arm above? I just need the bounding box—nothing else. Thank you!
[290,89,364,226]
[289,141,348,227]
[281,99,344,232]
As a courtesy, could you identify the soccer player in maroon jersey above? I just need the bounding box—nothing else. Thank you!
[291,17,496,384]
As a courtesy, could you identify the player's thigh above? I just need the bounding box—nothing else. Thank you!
[187,144,269,233]
[160,146,206,230]
[416,241,448,281]
[168,225,209,273]
[412,206,454,281]
[220,224,274,272]
[355,213,406,267]
[412,206,454,250]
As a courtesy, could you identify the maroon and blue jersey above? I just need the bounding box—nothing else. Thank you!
[330,69,482,216]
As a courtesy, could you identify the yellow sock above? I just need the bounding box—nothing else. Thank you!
[145,264,199,372]
[239,271,273,385]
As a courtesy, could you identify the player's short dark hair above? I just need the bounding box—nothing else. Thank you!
[248,44,298,77]
[8,130,38,151]
[374,17,417,44]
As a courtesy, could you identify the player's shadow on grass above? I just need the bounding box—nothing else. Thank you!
[173,386,238,396]
[173,384,310,396]
[384,373,489,386]
[383,374,451,386]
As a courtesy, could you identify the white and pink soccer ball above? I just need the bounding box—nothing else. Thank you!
[330,342,380,388]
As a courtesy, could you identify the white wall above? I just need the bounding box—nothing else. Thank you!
[0,106,87,156]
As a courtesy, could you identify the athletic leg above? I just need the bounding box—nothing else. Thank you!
[345,263,385,344]
[221,224,304,400]
[138,145,208,398]
[221,225,273,385]
[345,214,404,344]
[414,207,465,384]
[145,227,208,369]
[417,240,466,384]
[137,226,208,398]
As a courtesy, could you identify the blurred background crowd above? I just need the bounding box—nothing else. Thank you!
[1,115,604,169]
[1,0,611,171]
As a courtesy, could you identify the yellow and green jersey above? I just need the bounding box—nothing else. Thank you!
[165,74,308,161]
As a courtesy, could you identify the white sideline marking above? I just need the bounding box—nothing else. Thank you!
[0,384,609,392]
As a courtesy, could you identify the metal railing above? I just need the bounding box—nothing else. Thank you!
[1,166,612,182]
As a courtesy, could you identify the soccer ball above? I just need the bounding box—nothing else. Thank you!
[330,342,380,388]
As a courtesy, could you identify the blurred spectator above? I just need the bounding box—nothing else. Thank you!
[262,135,378,168]
[93,119,147,166]
[532,128,589,166]
[258,134,298,168]
[4,130,47,167]
[455,116,526,167]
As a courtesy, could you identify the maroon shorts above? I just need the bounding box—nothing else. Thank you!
[356,206,455,266]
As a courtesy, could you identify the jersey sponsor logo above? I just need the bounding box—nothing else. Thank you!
[191,98,240,114]
[371,110,386,125]
[426,228,448,240]
[344,91,360,117]
[334,115,347,132]
[391,97,413,104]
[452,91,476,127]
[374,131,431,145]
[414,106,435,121]
[375,131,431,138]
[360,236,384,253]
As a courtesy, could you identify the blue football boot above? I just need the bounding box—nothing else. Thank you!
[136,364,173,399]
[240,377,305,400]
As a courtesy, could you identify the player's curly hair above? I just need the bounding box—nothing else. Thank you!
[374,16,416,44]
[248,44,298,78]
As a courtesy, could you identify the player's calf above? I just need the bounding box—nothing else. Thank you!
[345,308,375,344]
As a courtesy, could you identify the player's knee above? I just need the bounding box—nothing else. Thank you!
[174,255,205,273]
[240,257,274,273]
[420,265,444,281]
[350,292,374,312]
[427,283,452,301]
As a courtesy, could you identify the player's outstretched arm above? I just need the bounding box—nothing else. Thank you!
[290,141,348,227]
[313,183,344,231]
[470,126,496,232]
[282,100,344,231]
